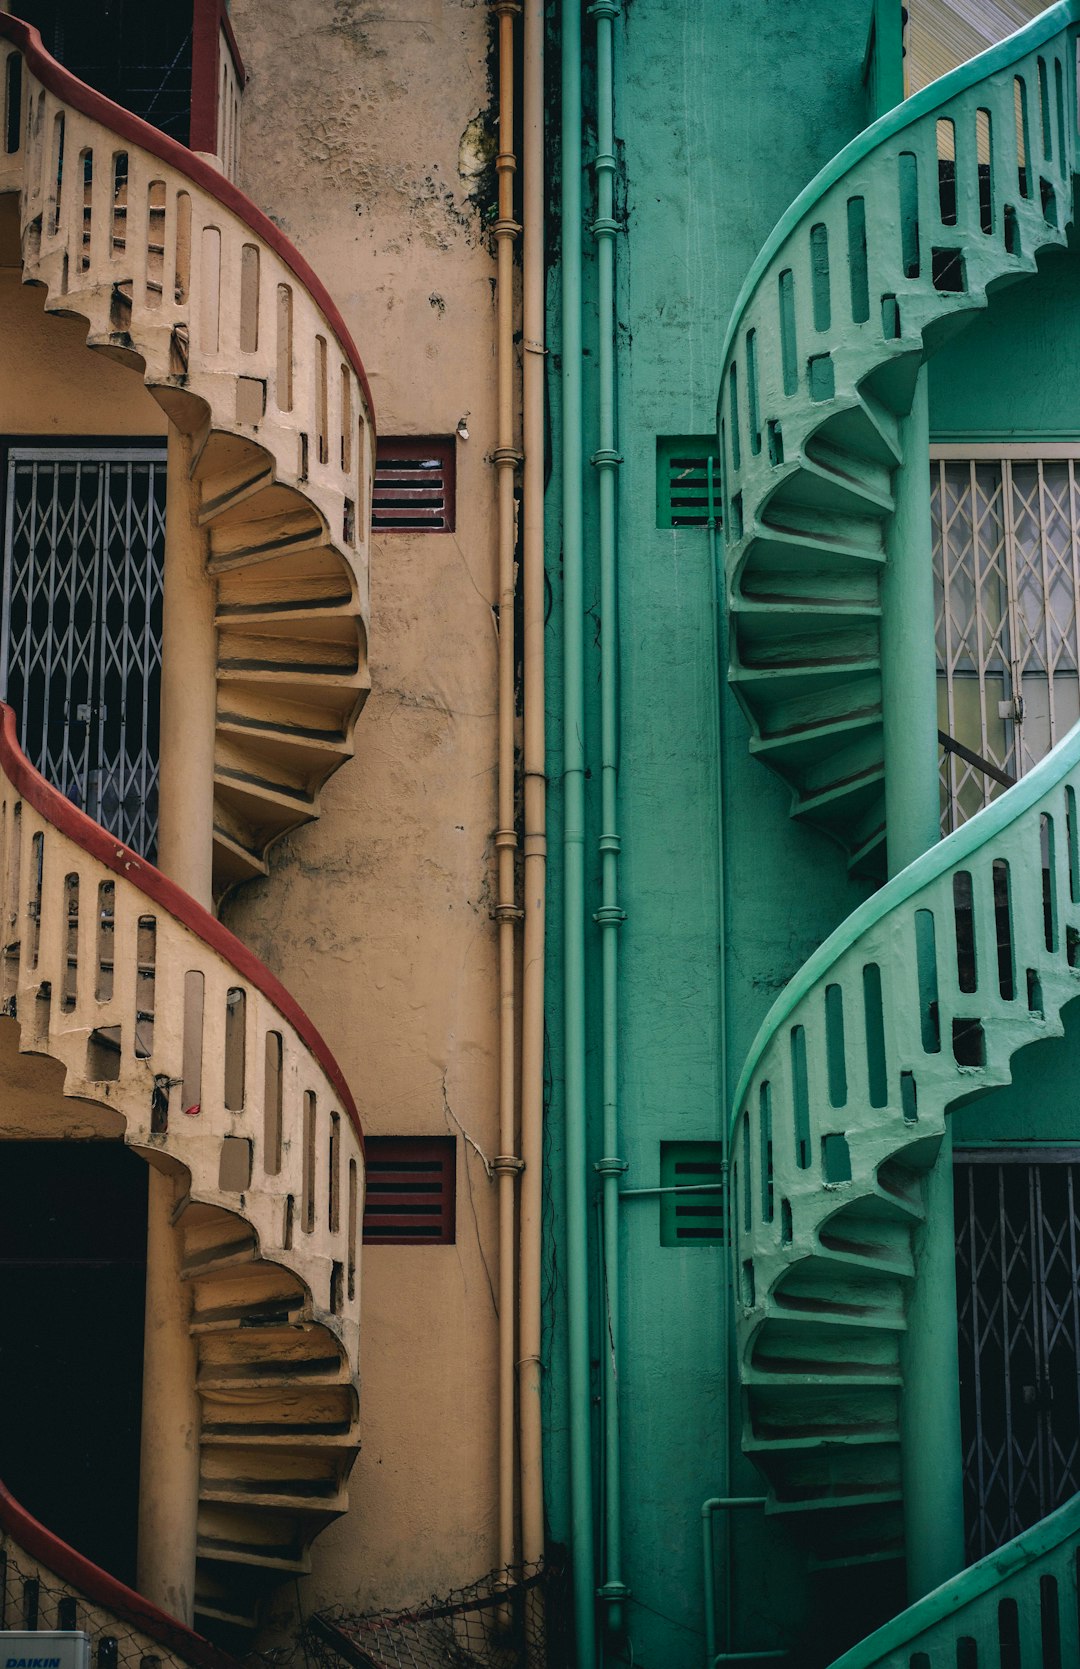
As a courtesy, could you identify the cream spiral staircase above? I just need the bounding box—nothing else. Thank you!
[0,14,372,1642]
[0,14,375,896]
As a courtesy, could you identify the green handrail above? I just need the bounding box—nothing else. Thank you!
[718,0,1079,382]
[827,1492,1080,1667]
[731,715,1080,1129]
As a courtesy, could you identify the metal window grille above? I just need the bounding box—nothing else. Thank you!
[656,436,722,529]
[659,1141,726,1246]
[932,450,1080,833]
[362,1136,456,1245]
[1,446,166,861]
[955,1149,1080,1564]
[372,437,455,533]
[12,1,195,145]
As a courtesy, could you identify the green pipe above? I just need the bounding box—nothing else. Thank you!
[701,1499,784,1669]
[706,460,735,1649]
[560,0,596,1662]
[589,0,627,1642]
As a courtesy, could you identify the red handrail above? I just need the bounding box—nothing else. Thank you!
[0,1481,241,1669]
[0,13,375,431]
[0,703,363,1149]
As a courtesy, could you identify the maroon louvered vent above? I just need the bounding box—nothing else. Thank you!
[362,1136,456,1244]
[372,437,456,533]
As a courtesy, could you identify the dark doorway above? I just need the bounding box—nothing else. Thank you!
[11,2,195,145]
[0,1140,148,1584]
[955,1149,1080,1563]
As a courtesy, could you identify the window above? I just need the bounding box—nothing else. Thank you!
[932,446,1080,833]
[655,435,721,529]
[1,444,166,859]
[372,437,456,533]
[659,1141,726,1246]
[362,1136,456,1245]
[14,1,196,145]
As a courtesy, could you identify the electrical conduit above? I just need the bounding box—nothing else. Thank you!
[561,0,597,1659]
[492,0,525,1587]
[590,0,628,1641]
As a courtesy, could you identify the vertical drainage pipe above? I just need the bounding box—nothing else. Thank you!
[561,0,596,1659]
[492,0,525,1587]
[590,0,628,1640]
[518,0,548,1621]
[706,458,736,1654]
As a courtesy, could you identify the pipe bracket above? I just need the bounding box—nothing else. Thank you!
[587,0,621,17]
[494,903,525,923]
[590,448,623,469]
[493,1153,526,1175]
[597,1580,631,1601]
[493,446,524,468]
[593,904,626,927]
[591,215,621,237]
[594,1156,629,1176]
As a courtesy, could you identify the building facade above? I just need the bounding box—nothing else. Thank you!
[4,3,1080,1669]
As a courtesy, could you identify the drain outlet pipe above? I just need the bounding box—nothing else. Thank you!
[561,0,596,1659]
[518,0,548,1618]
[590,0,628,1640]
[701,1500,787,1669]
[492,0,525,1585]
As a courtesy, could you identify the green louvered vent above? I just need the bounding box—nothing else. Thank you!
[656,436,721,529]
[660,1141,725,1245]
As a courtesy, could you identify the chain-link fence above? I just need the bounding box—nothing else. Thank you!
[0,1539,236,1669]
[305,1562,572,1669]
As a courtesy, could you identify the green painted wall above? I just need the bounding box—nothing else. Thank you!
[542,4,900,1664]
[930,234,1080,440]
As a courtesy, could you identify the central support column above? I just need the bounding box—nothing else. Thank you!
[137,425,216,1622]
[882,367,965,1600]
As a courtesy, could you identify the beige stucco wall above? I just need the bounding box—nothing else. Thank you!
[0,197,167,436]
[223,0,506,1624]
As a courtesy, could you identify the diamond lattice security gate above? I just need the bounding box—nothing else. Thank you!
[954,1150,1080,1566]
[1,447,166,859]
[933,451,1080,832]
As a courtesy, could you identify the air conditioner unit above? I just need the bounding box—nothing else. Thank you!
[1,1633,91,1669]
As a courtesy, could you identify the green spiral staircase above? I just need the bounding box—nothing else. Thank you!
[719,4,1080,1662]
[720,2,1078,878]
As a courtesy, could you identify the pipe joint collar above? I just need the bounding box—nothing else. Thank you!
[492,446,524,467]
[593,151,617,173]
[494,903,525,923]
[590,447,623,469]
[494,826,519,848]
[587,0,621,17]
[598,831,622,851]
[492,216,522,238]
[493,1153,526,1174]
[492,0,522,15]
[593,904,626,926]
[594,1156,629,1176]
[597,1580,631,1601]
[591,215,621,238]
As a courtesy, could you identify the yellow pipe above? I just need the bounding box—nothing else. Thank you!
[518,0,547,1609]
[492,0,523,1584]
